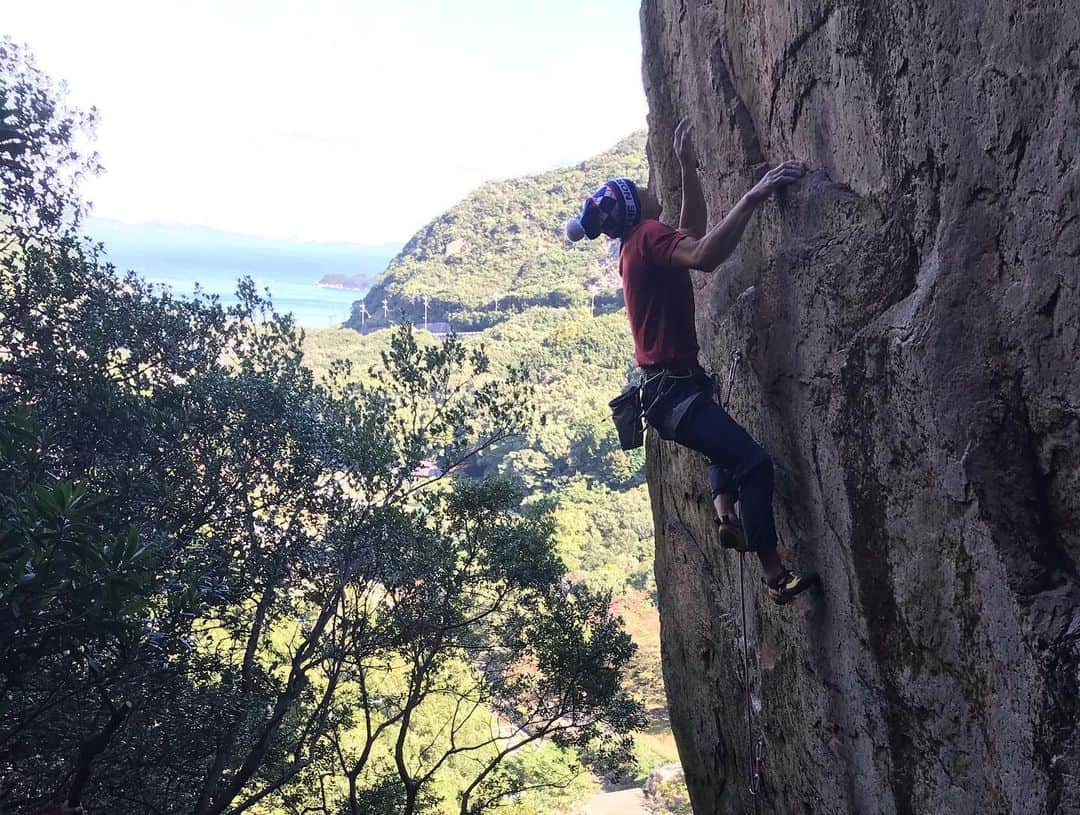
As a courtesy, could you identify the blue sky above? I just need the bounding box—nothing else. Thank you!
[6,0,647,244]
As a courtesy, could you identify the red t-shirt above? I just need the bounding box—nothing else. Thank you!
[619,219,699,366]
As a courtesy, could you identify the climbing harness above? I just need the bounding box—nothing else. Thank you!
[609,367,698,451]
[723,352,765,806]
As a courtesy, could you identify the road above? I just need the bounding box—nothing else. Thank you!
[580,786,647,815]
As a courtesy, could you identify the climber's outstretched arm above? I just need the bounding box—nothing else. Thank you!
[671,160,806,271]
[675,119,706,239]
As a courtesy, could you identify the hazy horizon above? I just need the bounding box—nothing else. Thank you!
[6,1,647,245]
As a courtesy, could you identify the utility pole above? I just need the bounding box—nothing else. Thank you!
[382,298,388,321]
[591,293,596,316]
[359,304,368,327]
[422,295,429,330]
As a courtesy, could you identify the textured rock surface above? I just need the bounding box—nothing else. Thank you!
[639,2,1080,813]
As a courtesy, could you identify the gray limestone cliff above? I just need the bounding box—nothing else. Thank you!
[638,1,1080,813]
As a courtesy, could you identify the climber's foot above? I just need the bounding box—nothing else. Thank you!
[764,568,818,605]
[716,515,748,551]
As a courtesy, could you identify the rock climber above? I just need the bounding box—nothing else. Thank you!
[565,120,816,605]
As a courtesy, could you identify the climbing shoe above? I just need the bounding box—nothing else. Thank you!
[716,515,749,551]
[764,569,818,605]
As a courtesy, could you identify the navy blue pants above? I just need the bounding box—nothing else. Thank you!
[642,369,778,553]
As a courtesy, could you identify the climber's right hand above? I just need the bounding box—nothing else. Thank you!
[749,160,806,201]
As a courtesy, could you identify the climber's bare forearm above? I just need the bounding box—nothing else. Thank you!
[671,160,807,271]
[672,190,762,271]
[673,118,706,238]
[678,161,707,238]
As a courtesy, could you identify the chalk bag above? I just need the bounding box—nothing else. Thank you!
[608,385,644,450]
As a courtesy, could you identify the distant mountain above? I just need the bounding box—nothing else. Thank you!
[349,132,647,331]
[87,217,399,286]
[86,218,402,260]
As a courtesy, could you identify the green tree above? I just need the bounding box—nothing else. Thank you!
[327,480,642,815]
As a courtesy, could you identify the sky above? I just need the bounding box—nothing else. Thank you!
[6,0,648,245]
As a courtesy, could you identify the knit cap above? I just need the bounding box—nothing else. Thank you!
[565,177,641,242]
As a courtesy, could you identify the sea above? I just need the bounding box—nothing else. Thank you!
[87,218,400,328]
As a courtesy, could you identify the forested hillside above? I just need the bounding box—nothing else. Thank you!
[350,133,646,331]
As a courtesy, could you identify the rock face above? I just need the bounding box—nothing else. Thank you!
[639,2,1080,813]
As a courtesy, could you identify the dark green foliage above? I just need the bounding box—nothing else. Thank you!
[351,134,645,332]
[350,775,439,815]
[0,408,153,694]
[304,306,668,771]
[332,480,644,815]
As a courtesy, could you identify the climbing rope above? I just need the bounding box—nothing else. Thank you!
[738,547,764,807]
[657,351,765,812]
[723,352,765,808]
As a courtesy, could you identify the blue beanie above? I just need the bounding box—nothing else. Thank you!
[565,178,641,242]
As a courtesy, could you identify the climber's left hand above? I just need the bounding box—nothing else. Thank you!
[674,117,696,168]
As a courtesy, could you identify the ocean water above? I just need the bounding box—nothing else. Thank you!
[89,218,399,328]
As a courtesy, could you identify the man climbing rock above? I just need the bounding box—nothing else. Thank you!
[565,120,816,605]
